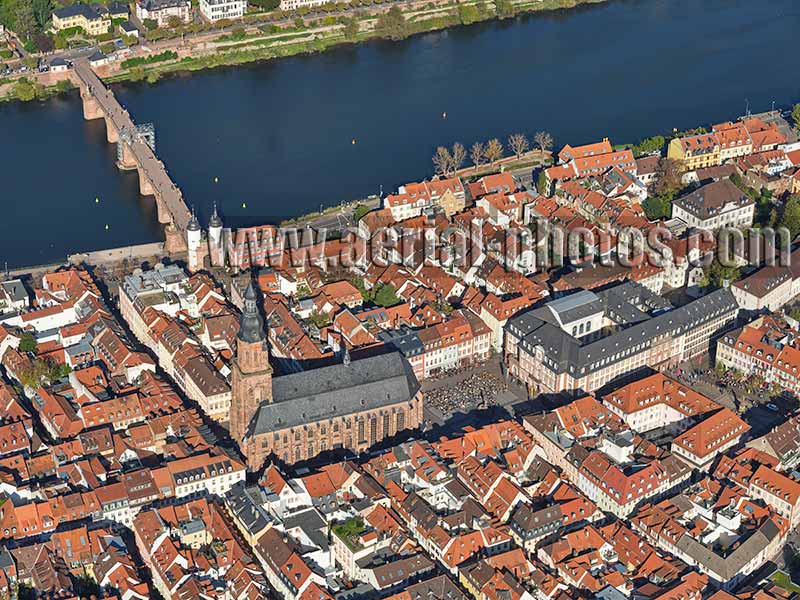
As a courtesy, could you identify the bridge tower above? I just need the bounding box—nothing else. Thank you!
[187,209,203,273]
[209,203,225,267]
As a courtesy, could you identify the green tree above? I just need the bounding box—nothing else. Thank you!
[714,362,727,378]
[457,3,480,24]
[18,358,53,390]
[55,79,72,93]
[792,103,800,131]
[1,0,35,37]
[353,204,370,222]
[373,283,400,307]
[351,276,373,302]
[13,79,36,101]
[702,259,740,290]
[19,332,37,354]
[779,195,800,240]
[308,310,330,327]
[642,194,671,221]
[375,6,407,41]
[31,0,52,30]
[537,171,549,196]
[342,16,359,40]
[632,135,665,157]
[129,66,146,81]
[495,0,516,18]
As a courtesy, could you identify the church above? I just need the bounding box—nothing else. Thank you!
[230,282,424,470]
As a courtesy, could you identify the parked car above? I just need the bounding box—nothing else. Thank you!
[767,403,779,411]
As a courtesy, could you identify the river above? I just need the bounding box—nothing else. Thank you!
[1,0,799,268]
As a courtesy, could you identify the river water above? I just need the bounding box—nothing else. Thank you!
[1,0,799,267]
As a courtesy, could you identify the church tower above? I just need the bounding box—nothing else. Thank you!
[230,281,272,445]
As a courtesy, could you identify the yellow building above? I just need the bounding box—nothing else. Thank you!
[667,132,721,170]
[52,3,111,36]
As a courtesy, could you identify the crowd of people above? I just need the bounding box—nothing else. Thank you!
[424,370,508,417]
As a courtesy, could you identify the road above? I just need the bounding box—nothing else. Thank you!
[5,0,444,74]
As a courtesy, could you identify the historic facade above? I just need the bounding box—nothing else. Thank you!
[231,282,424,470]
[230,283,273,444]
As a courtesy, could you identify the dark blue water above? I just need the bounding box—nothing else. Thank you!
[1,0,799,267]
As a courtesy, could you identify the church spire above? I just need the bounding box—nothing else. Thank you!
[209,202,223,229]
[238,281,265,344]
[188,206,201,232]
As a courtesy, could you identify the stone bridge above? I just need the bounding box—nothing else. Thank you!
[73,60,190,253]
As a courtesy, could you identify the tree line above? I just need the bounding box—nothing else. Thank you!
[432,131,553,177]
[1,0,53,51]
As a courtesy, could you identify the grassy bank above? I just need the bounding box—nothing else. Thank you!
[2,0,606,101]
[114,0,606,82]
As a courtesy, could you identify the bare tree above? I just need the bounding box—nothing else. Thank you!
[534,130,554,156]
[654,157,683,196]
[432,146,453,176]
[484,138,504,166]
[471,142,485,170]
[508,133,529,160]
[451,143,466,175]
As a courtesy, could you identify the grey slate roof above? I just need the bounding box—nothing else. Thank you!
[238,282,266,344]
[249,351,420,435]
[54,2,107,20]
[87,50,107,64]
[108,1,130,15]
[675,516,782,582]
[1,280,27,304]
[509,502,563,534]
[378,327,424,358]
[506,282,738,377]
[546,290,603,325]
[139,0,189,9]
[283,508,328,551]
[225,483,272,536]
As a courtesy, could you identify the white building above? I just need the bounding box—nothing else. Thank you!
[136,0,191,26]
[731,263,800,313]
[199,0,246,22]
[0,280,29,315]
[279,0,332,11]
[671,179,754,231]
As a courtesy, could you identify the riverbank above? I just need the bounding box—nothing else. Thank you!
[0,0,607,102]
[4,0,798,269]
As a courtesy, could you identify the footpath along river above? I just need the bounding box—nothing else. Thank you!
[1,0,799,267]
